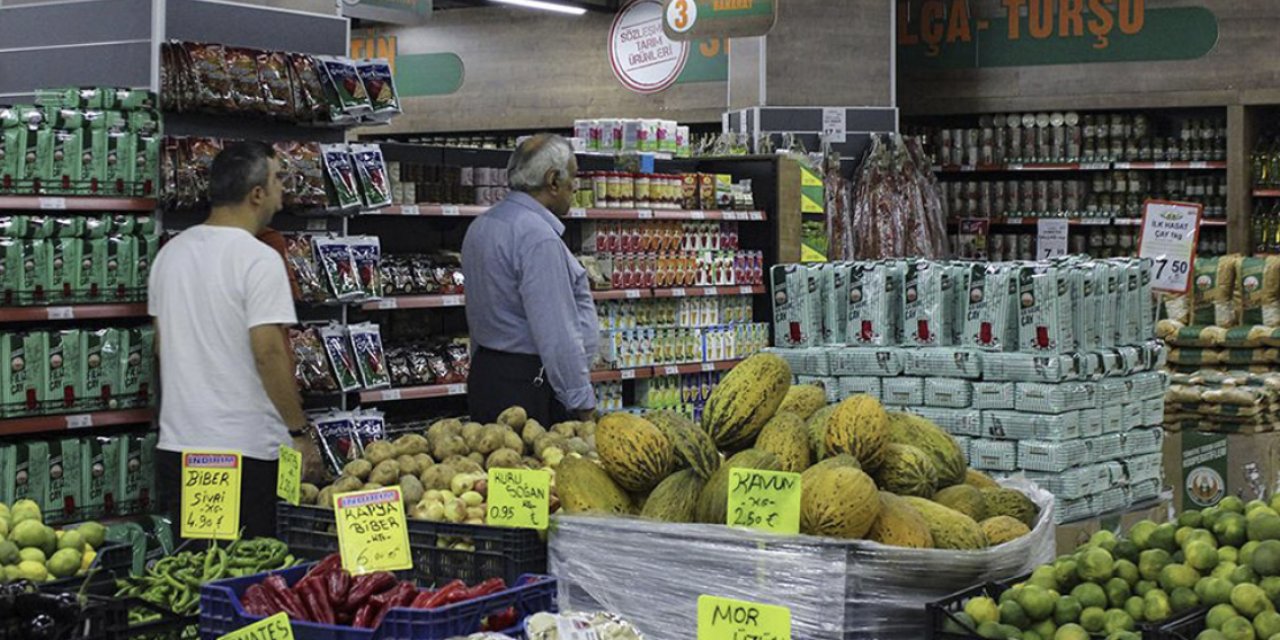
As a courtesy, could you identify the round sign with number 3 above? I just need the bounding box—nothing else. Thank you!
[666,0,697,33]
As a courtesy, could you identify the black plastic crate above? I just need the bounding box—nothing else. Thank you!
[276,502,546,586]
[100,596,197,640]
[41,541,133,595]
[0,589,115,640]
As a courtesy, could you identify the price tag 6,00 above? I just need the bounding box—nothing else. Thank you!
[697,595,791,640]
[277,445,302,506]
[487,468,550,530]
[725,468,801,534]
[334,487,412,575]
[218,612,294,640]
[181,450,242,540]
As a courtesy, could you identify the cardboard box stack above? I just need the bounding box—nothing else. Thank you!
[0,431,157,524]
[768,258,1168,523]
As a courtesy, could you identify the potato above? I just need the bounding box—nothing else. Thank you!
[396,454,422,477]
[497,406,528,430]
[316,486,336,511]
[522,456,542,469]
[578,421,596,437]
[300,483,320,504]
[363,441,396,466]
[432,435,469,460]
[521,419,547,446]
[533,433,568,457]
[501,431,524,455]
[466,452,486,469]
[342,459,374,480]
[446,456,484,475]
[333,474,364,493]
[551,421,576,437]
[427,418,463,441]
[486,448,523,470]
[420,464,457,491]
[565,437,591,455]
[475,425,510,455]
[413,453,435,471]
[362,482,383,491]
[369,459,402,486]
[392,434,430,457]
[400,475,425,505]
[461,422,484,449]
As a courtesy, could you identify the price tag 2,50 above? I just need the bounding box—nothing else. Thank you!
[725,468,801,534]
[697,595,791,640]
[487,468,550,530]
[218,612,294,640]
[334,487,412,575]
[277,445,301,506]
[180,451,242,540]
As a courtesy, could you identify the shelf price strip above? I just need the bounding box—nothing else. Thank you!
[180,450,242,540]
[334,486,412,575]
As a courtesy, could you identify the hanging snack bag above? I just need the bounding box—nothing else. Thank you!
[255,50,293,117]
[181,41,235,112]
[290,326,338,394]
[224,47,265,113]
[355,59,401,121]
[319,323,361,392]
[312,235,362,300]
[351,144,393,209]
[316,56,372,120]
[312,410,358,475]
[348,235,383,300]
[286,54,328,122]
[348,323,390,389]
[352,409,386,451]
[321,144,362,211]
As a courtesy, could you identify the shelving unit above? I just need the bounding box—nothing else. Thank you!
[946,217,1228,227]
[0,304,149,323]
[0,409,156,437]
[368,203,766,222]
[933,161,1226,173]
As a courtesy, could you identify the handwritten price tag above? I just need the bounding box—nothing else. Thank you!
[487,468,550,530]
[334,487,412,575]
[218,612,294,640]
[697,595,791,640]
[277,445,301,506]
[725,469,800,534]
[181,451,242,540]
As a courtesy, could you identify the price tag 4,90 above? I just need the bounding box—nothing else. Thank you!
[218,612,294,640]
[181,450,242,540]
[334,487,412,575]
[725,468,801,534]
[697,595,791,640]
[487,468,551,530]
[277,445,302,506]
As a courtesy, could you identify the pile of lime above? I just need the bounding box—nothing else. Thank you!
[0,499,106,583]
[943,495,1280,640]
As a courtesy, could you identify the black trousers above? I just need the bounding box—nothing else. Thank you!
[468,346,571,426]
[156,450,280,541]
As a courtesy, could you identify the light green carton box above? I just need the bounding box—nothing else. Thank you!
[42,438,83,520]
[81,436,121,518]
[119,432,156,513]
[2,332,46,417]
[42,329,81,413]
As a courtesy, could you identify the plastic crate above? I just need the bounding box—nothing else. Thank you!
[199,563,556,640]
[0,590,118,640]
[40,541,133,595]
[88,580,198,640]
[276,503,545,586]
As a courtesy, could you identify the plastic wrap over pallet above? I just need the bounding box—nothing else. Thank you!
[549,479,1055,640]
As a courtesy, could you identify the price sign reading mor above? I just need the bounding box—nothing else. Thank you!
[725,468,801,534]
[697,595,791,640]
[1138,200,1202,293]
[334,487,412,575]
[277,445,302,506]
[217,612,294,640]
[180,451,242,540]
[487,468,550,530]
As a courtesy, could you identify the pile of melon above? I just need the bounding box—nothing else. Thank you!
[558,353,1042,549]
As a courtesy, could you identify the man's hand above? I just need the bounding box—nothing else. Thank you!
[292,432,329,485]
[575,409,597,423]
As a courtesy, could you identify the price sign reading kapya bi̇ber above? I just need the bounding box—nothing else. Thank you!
[217,612,293,640]
[276,445,301,506]
[1138,200,1202,293]
[181,451,241,540]
[725,469,801,534]
[487,468,551,530]
[698,595,791,640]
[334,487,412,575]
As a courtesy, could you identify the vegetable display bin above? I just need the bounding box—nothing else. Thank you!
[276,503,546,585]
[198,562,557,640]
[40,541,133,595]
[96,587,198,640]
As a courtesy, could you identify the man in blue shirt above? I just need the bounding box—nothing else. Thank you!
[462,134,598,425]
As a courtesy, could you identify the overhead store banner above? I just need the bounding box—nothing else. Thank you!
[610,0,690,94]
[662,0,777,41]
[897,0,1219,69]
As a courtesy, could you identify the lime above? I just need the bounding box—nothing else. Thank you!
[1023,631,1042,640]
[1018,585,1057,622]
[1054,560,1080,592]
[966,596,1000,625]
[1182,510,1206,529]
[943,612,976,635]
[1217,563,1243,581]
[1078,609,1105,635]
[15,560,45,582]
[1114,560,1140,586]
[1186,529,1221,549]
[1114,541,1140,564]
[1234,565,1262,586]
[9,500,40,526]
[1000,599,1030,629]
[1254,610,1280,639]
[1143,590,1173,623]
[1123,595,1145,623]
[1103,609,1134,634]
[1208,603,1243,630]
[0,565,17,582]
[1178,526,1196,548]
[1260,577,1280,606]
[1031,618,1057,640]
[74,522,106,549]
[1054,623,1089,640]
[1129,521,1158,550]
[1053,596,1083,626]
[1270,494,1280,514]
[1224,497,1248,513]
[1140,549,1172,581]
[1219,513,1251,548]
[1079,547,1116,583]
[1171,586,1201,613]
[1135,580,1158,597]
[1072,583,1108,610]
[1159,564,1202,592]
[1190,541,1224,572]
[1246,542,1264,567]
[8,519,44,549]
[17,548,43,564]
[1254,541,1280,577]
[1234,583,1275,618]
[1029,565,1059,591]
[1091,530,1118,552]
[1105,633,1140,640]
[1197,631,1229,640]
[975,621,1006,639]
[46,548,79,579]
[1201,577,1240,606]
[56,530,84,553]
[1206,508,1226,529]
[1105,577,1131,608]
[1151,523,1180,553]
[1221,616,1257,640]
[1224,547,1242,564]
[1002,584,1024,605]
[0,541,17,566]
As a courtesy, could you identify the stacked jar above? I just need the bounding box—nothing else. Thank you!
[577,172,690,210]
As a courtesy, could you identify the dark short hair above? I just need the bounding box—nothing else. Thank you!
[208,142,276,207]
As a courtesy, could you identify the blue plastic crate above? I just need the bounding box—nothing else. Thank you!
[199,563,557,640]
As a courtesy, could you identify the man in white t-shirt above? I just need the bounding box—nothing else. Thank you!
[148,142,322,539]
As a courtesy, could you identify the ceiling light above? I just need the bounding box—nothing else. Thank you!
[491,0,587,15]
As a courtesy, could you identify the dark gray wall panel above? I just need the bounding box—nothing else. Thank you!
[0,0,151,49]
[165,0,347,55]
[0,42,151,98]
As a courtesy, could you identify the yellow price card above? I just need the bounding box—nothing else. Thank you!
[277,446,301,506]
[725,469,801,534]
[334,486,412,575]
[218,611,293,640]
[697,595,791,640]
[486,468,550,530]
[181,450,242,540]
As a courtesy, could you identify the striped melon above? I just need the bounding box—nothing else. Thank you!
[645,410,721,479]
[932,484,988,522]
[595,413,676,493]
[801,454,861,489]
[823,395,889,472]
[805,404,838,460]
[964,469,1002,491]
[641,469,704,523]
[980,515,1030,546]
[981,488,1039,528]
[754,412,810,473]
[701,354,792,451]
[557,457,634,516]
[903,496,989,550]
[777,385,827,420]
[695,449,780,525]
[867,492,934,548]
[800,465,879,539]
[885,412,967,488]
[873,443,939,498]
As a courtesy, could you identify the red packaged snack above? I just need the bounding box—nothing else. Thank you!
[225,47,265,113]
[257,50,294,117]
[182,41,234,112]
[287,53,329,122]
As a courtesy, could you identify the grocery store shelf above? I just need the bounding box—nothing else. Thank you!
[1254,189,1280,198]
[361,294,465,311]
[366,204,485,217]
[0,408,154,436]
[0,303,148,323]
[359,383,467,403]
[934,161,1225,173]
[651,285,765,298]
[948,216,1228,227]
[591,289,651,301]
[655,359,744,376]
[366,204,766,222]
[1112,161,1226,170]
[590,367,655,383]
[365,287,764,309]
[0,196,156,211]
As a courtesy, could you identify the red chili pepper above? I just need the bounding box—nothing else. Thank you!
[482,607,519,631]
[416,579,466,609]
[261,575,309,620]
[297,576,336,625]
[327,569,351,608]
[461,577,507,601]
[409,588,437,609]
[307,553,344,579]
[335,609,354,626]
[344,572,397,610]
[352,602,380,629]
[367,582,417,629]
[242,584,280,617]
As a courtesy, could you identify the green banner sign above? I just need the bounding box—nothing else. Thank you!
[663,0,776,41]
[898,0,1219,69]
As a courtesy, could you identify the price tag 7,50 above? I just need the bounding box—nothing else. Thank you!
[334,487,412,575]
[487,468,551,530]
[180,450,242,541]
[218,612,294,640]
[725,468,801,534]
[277,445,302,506]
[697,595,791,640]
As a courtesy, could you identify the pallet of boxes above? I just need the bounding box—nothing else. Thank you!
[1158,254,1280,514]
[767,258,1171,552]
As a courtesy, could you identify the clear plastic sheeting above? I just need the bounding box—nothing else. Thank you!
[549,478,1055,640]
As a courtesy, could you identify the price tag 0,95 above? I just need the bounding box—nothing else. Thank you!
[487,468,551,530]
[277,445,302,506]
[697,595,791,640]
[334,487,412,575]
[725,468,801,535]
[218,612,294,640]
[180,450,242,541]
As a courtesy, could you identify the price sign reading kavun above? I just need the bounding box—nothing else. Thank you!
[610,0,689,94]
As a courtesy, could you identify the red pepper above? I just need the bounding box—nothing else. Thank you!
[261,575,309,620]
[299,576,337,625]
[307,553,344,580]
[461,578,507,601]
[416,579,466,609]
[367,582,417,630]
[482,607,519,632]
[327,569,351,607]
[352,602,381,629]
[344,572,397,610]
[242,584,280,617]
[335,609,354,626]
[409,588,437,609]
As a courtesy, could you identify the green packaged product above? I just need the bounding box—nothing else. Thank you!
[118,432,155,513]
[42,329,81,413]
[42,438,83,520]
[81,328,120,411]
[103,234,135,300]
[81,436,121,518]
[26,127,53,188]
[0,442,46,504]
[0,237,18,305]
[49,236,81,304]
[19,239,51,305]
[2,332,45,417]
[2,127,27,187]
[133,234,157,295]
[136,135,158,192]
[77,237,106,301]
[116,327,153,409]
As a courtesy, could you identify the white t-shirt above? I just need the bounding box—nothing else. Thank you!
[148,225,297,460]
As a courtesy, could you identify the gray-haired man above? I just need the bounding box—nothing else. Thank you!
[461,134,598,425]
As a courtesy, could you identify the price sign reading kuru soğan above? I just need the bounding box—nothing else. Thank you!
[725,469,801,534]
[487,468,551,530]
[181,451,242,540]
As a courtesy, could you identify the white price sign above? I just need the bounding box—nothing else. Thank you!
[1036,218,1070,259]
[821,108,847,143]
[1138,200,1201,293]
